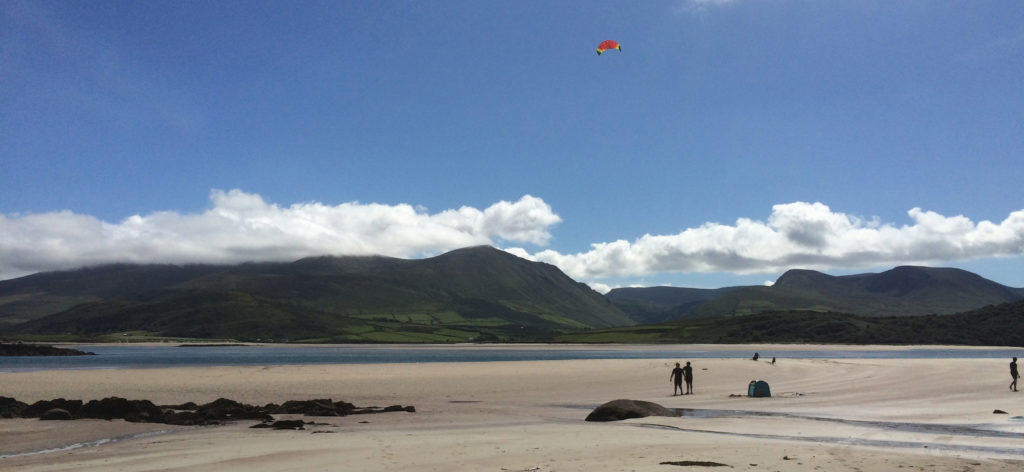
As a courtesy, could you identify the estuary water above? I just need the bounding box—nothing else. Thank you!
[2,345,1021,372]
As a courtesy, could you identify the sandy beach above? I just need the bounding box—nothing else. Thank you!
[2,345,1023,471]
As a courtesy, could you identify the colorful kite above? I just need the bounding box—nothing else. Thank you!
[596,40,621,55]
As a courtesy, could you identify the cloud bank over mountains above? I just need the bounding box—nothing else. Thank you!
[510,202,1024,281]
[2,190,1022,283]
[0,190,560,280]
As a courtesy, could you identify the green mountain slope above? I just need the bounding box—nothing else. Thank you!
[0,264,225,325]
[0,246,631,342]
[613,266,1024,320]
[555,299,1024,346]
[606,286,749,324]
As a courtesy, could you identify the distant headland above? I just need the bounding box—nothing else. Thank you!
[0,342,95,356]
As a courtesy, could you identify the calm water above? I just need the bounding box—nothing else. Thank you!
[2,345,1021,372]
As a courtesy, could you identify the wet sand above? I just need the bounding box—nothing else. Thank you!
[2,345,1023,471]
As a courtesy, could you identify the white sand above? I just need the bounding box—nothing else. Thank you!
[2,345,1023,471]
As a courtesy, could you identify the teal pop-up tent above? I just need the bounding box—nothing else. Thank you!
[747,380,771,397]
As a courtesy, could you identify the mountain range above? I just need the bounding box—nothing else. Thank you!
[0,246,628,343]
[608,266,1024,323]
[1,246,1022,343]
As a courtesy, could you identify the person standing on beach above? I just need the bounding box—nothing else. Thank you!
[1012,357,1020,392]
[682,361,694,395]
[670,362,684,396]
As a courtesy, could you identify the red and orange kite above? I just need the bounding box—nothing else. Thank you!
[596,40,621,55]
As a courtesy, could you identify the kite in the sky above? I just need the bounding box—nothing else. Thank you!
[596,40,621,55]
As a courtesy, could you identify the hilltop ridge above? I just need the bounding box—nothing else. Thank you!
[609,266,1024,322]
[0,246,630,343]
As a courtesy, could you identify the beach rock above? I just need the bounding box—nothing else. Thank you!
[81,397,164,422]
[196,398,272,421]
[352,403,415,413]
[661,461,729,467]
[40,408,73,420]
[161,410,236,426]
[273,399,341,416]
[0,396,28,418]
[585,399,676,422]
[265,399,406,417]
[271,419,306,430]
[160,398,272,425]
[250,419,307,430]
[21,398,83,418]
[0,396,413,426]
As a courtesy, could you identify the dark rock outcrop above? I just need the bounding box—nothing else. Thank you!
[0,396,414,428]
[81,397,164,422]
[198,398,271,421]
[162,401,198,411]
[251,419,307,430]
[350,404,416,415]
[40,408,73,420]
[585,399,677,422]
[22,398,83,418]
[0,396,28,418]
[273,399,350,416]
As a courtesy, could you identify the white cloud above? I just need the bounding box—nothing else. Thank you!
[520,202,1024,281]
[0,190,561,280]
[4,195,1023,285]
[585,282,613,295]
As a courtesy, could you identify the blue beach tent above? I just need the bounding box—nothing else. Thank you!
[747,380,771,397]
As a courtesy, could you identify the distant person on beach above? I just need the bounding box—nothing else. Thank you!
[670,362,684,396]
[1012,357,1020,392]
[752,352,759,361]
[771,357,776,365]
[682,361,694,395]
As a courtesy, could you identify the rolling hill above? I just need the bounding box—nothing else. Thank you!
[0,246,631,343]
[609,266,1024,320]
[4,250,1022,344]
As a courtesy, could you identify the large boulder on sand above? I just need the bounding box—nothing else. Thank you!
[585,399,677,422]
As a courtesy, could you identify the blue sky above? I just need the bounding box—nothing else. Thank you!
[2,0,1023,291]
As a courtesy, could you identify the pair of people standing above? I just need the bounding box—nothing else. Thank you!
[670,361,693,395]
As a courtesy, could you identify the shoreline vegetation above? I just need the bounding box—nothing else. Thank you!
[4,299,1022,347]
[0,342,94,357]
[553,302,1024,346]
